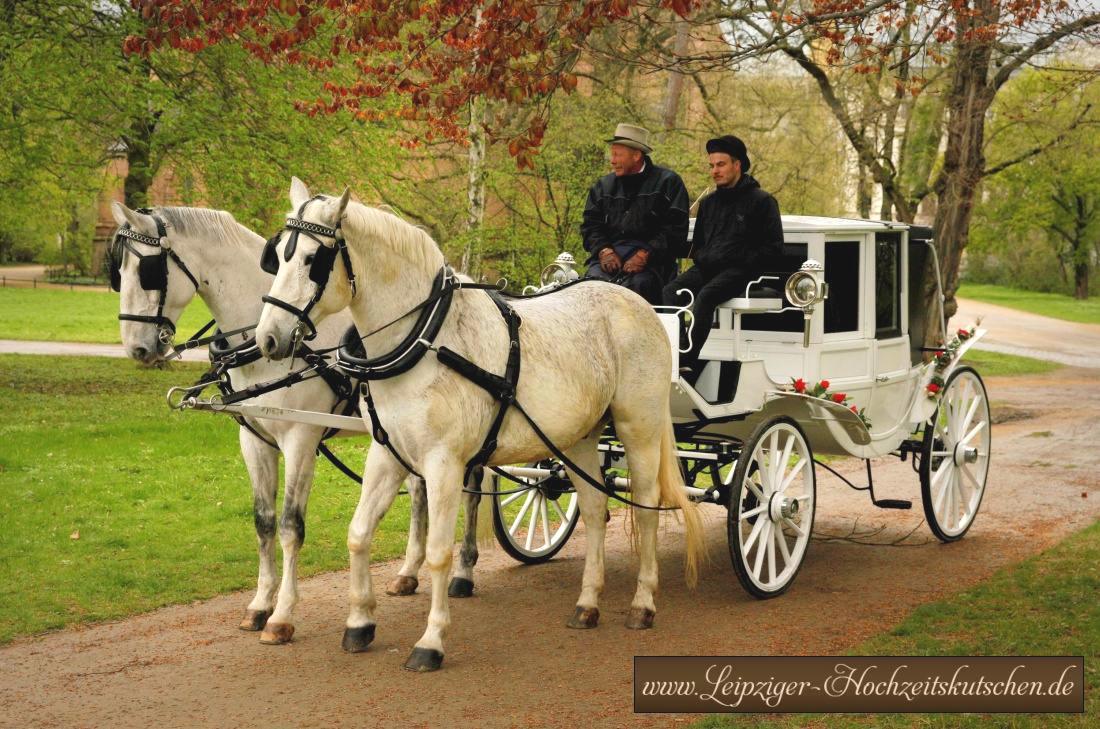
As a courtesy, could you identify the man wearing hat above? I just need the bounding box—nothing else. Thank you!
[663,135,784,379]
[580,123,690,305]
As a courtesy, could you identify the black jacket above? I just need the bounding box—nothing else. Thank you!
[580,158,689,270]
[691,174,783,274]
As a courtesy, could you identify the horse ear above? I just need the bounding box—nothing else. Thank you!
[111,201,148,230]
[336,187,352,219]
[290,176,311,209]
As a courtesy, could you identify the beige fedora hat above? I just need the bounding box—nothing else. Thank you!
[606,123,653,153]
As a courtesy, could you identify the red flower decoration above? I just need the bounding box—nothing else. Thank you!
[927,383,941,394]
[819,380,830,389]
[832,393,847,403]
[935,350,944,358]
[794,378,806,393]
[850,405,858,414]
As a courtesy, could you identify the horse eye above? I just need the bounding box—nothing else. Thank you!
[304,254,315,264]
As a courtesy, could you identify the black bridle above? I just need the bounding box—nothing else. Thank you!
[260,197,357,341]
[108,209,200,341]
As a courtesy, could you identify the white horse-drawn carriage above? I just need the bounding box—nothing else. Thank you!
[111,183,988,670]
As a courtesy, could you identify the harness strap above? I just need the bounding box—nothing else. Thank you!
[359,380,422,478]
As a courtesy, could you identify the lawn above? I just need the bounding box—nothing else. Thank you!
[0,287,214,344]
[960,349,1061,377]
[694,520,1100,728]
[0,354,412,644]
[958,283,1100,325]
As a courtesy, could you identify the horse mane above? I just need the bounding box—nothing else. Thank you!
[154,206,261,248]
[343,200,445,272]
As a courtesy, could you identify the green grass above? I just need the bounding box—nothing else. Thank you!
[960,350,1061,377]
[694,520,1100,728]
[959,283,1100,325]
[0,287,213,344]
[0,354,414,643]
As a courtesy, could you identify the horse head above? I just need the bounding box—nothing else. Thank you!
[109,202,199,364]
[256,177,353,360]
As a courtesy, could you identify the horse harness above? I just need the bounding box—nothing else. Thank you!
[109,209,200,340]
[259,196,357,341]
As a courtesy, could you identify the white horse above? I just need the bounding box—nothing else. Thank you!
[109,202,485,647]
[255,179,705,671]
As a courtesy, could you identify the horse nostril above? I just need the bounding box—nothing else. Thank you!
[133,346,148,361]
[263,335,279,358]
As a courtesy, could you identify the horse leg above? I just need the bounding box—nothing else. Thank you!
[238,427,279,632]
[404,455,463,672]
[343,445,406,653]
[614,419,662,630]
[563,432,607,630]
[260,432,320,645]
[448,474,481,598]
[386,476,426,596]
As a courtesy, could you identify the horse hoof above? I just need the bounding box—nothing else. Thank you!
[258,622,295,645]
[447,577,474,598]
[385,575,419,596]
[341,624,376,653]
[625,607,655,630]
[566,606,600,629]
[238,609,272,632]
[403,647,444,672]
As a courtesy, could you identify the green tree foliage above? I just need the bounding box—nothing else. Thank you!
[970,67,1100,298]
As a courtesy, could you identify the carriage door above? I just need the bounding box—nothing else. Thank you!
[869,232,916,430]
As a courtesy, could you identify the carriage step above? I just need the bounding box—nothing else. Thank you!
[873,499,912,510]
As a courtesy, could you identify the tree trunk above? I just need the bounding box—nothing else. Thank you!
[1074,261,1089,299]
[661,19,690,130]
[462,93,487,275]
[920,1,997,347]
[122,113,159,209]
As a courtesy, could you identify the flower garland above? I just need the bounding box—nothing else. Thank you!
[791,378,872,429]
[926,322,980,399]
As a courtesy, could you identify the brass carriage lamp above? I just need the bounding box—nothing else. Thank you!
[785,259,827,347]
[540,251,580,288]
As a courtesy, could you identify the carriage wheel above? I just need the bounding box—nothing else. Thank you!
[727,417,816,599]
[920,366,991,542]
[491,462,580,565]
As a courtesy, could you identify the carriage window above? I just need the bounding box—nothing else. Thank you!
[875,233,902,339]
[824,241,860,333]
[742,241,808,332]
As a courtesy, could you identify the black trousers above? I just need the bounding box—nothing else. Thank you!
[662,266,749,366]
[584,262,665,305]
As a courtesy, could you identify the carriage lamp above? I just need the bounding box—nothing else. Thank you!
[539,251,580,288]
[785,259,827,347]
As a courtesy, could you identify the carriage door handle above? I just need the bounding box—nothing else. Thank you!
[875,375,889,382]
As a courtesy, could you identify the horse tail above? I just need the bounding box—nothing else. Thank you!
[658,412,706,589]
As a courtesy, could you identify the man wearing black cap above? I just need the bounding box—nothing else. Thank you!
[663,135,784,378]
[580,123,690,305]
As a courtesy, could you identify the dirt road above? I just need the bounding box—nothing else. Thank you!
[1,364,1098,729]
[956,297,1100,368]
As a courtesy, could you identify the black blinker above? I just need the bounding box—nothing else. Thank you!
[283,229,299,262]
[260,234,280,274]
[138,254,168,291]
[309,243,337,286]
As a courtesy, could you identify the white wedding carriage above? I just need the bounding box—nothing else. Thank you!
[488,216,990,597]
[176,215,990,600]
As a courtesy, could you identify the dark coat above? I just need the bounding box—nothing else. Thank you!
[580,157,689,273]
[690,174,783,275]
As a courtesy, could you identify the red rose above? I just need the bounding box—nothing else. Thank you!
[935,350,944,358]
[793,378,806,393]
[819,380,830,389]
[957,328,971,339]
[927,383,940,394]
[850,405,858,414]
[832,392,847,403]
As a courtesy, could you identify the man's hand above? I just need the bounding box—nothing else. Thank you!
[622,249,649,274]
[598,247,622,274]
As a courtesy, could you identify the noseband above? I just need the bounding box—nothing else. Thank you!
[260,197,357,341]
[110,210,200,342]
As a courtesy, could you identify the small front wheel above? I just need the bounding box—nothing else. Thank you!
[727,417,816,599]
[491,462,580,564]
